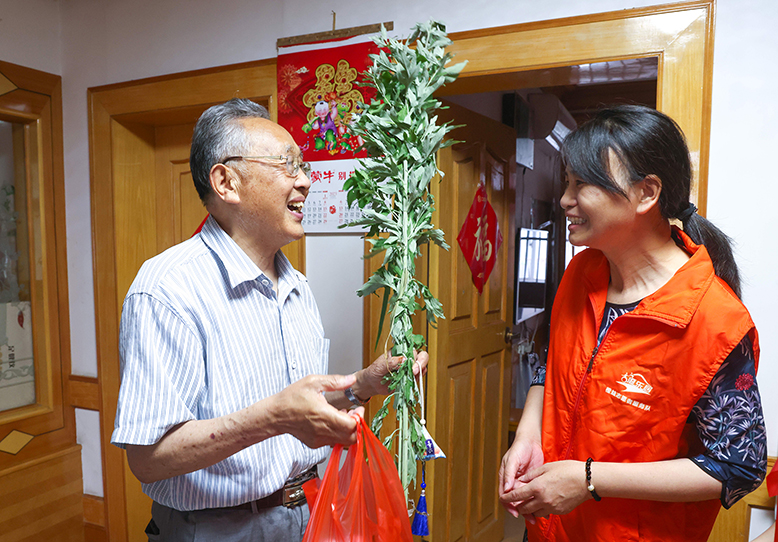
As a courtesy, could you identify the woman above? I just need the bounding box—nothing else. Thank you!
[499,105,766,541]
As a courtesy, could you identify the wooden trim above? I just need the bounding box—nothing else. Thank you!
[0,61,73,438]
[83,495,106,527]
[449,0,715,41]
[0,443,79,478]
[88,57,276,95]
[0,59,60,96]
[69,377,100,411]
[88,92,128,542]
[84,523,108,542]
[276,21,394,47]
[0,89,51,117]
[93,63,277,119]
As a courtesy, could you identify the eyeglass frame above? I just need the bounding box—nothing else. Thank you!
[220,155,312,178]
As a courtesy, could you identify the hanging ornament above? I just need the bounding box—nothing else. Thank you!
[410,463,429,537]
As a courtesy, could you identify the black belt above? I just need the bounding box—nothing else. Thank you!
[216,467,317,512]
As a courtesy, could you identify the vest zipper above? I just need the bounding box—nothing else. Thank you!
[541,343,600,540]
[562,344,599,460]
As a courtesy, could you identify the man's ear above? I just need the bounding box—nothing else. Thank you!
[636,174,662,214]
[209,164,241,204]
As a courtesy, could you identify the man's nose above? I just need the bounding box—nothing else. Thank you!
[296,170,311,193]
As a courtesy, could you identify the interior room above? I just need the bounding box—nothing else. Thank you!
[1,0,776,541]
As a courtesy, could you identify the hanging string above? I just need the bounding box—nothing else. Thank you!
[418,359,425,426]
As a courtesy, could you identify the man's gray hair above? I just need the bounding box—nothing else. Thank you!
[190,98,270,203]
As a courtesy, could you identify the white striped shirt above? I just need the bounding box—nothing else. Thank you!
[111,216,329,511]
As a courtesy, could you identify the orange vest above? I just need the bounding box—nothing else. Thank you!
[527,229,759,542]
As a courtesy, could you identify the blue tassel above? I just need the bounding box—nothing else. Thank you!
[411,464,429,537]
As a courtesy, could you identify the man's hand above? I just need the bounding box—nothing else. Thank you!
[358,350,429,398]
[271,373,362,448]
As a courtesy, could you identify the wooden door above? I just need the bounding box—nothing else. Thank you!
[427,103,516,542]
[362,103,515,542]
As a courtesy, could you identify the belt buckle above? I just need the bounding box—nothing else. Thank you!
[282,469,316,508]
[282,485,306,508]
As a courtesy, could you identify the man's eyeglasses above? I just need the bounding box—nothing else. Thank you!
[221,155,312,178]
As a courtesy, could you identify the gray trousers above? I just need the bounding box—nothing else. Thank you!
[146,500,310,542]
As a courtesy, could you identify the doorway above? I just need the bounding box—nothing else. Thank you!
[443,59,658,542]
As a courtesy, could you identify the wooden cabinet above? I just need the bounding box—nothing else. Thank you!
[0,60,82,542]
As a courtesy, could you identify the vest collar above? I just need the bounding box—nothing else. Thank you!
[581,227,715,329]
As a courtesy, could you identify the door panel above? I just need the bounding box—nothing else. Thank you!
[473,351,503,534]
[449,147,478,332]
[446,359,475,542]
[484,153,509,325]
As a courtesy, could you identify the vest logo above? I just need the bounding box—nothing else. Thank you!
[617,372,653,395]
[604,373,653,412]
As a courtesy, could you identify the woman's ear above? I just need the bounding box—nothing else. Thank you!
[209,164,241,205]
[636,174,662,214]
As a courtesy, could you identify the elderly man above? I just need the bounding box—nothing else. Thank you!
[111,98,424,541]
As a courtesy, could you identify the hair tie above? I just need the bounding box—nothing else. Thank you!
[677,202,697,222]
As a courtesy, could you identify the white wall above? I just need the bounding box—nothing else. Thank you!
[2,0,777,507]
[0,0,61,74]
[707,0,778,453]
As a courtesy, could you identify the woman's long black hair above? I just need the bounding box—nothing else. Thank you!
[561,104,741,298]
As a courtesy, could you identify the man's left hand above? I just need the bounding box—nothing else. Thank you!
[358,350,429,399]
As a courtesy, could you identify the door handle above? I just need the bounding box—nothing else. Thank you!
[504,327,514,343]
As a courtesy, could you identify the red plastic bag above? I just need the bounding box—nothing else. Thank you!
[302,415,413,542]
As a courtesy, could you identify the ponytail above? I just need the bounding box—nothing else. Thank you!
[678,207,742,298]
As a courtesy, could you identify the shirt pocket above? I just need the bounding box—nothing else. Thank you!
[295,336,330,378]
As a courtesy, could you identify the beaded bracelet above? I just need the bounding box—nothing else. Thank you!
[585,457,602,501]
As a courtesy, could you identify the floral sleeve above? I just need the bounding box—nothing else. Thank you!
[530,364,546,386]
[690,334,767,508]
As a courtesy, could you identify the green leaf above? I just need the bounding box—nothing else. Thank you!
[374,286,392,351]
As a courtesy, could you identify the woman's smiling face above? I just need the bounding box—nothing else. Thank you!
[560,149,643,252]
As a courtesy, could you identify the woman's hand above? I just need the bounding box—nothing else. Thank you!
[499,436,544,521]
[501,460,590,519]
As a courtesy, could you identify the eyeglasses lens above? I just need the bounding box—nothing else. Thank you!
[285,155,311,177]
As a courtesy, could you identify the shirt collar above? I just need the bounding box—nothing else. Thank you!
[198,215,304,294]
[582,227,715,328]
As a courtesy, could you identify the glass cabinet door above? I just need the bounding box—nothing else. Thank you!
[0,120,35,414]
